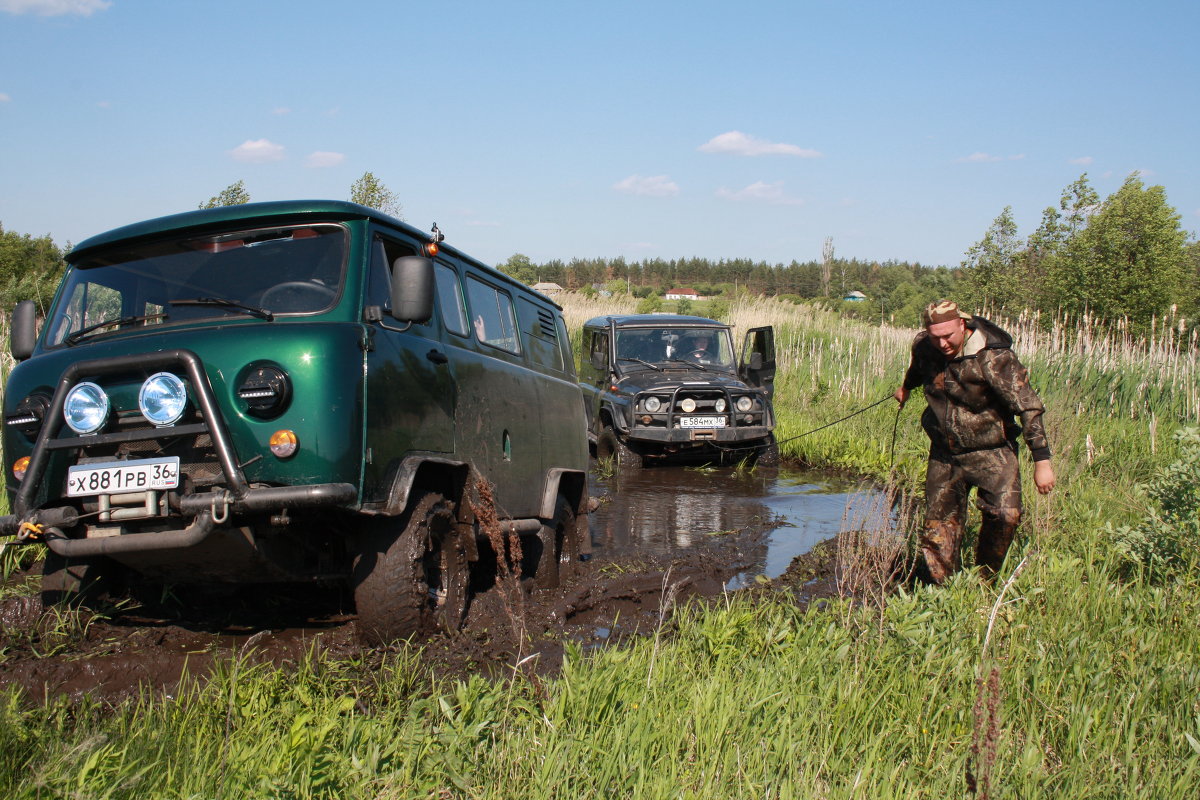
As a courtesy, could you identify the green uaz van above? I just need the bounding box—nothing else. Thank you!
[0,201,589,643]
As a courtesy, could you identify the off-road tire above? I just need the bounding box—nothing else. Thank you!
[40,552,114,608]
[756,434,780,466]
[535,495,580,589]
[352,492,470,645]
[596,427,643,469]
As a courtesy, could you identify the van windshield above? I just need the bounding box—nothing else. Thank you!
[45,224,347,347]
[615,327,735,370]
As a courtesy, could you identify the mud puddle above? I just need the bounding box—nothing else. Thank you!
[0,464,883,703]
[589,464,883,589]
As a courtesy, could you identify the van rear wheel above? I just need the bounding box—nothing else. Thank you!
[353,492,469,645]
[535,495,579,589]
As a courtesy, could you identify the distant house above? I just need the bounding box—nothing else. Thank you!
[844,290,867,302]
[665,287,701,301]
[532,282,564,296]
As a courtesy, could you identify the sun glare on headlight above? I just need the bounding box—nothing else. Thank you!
[64,382,109,434]
[139,372,188,426]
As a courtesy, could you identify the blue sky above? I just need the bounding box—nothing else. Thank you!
[2,0,1197,269]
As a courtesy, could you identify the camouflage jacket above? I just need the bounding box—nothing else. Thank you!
[901,317,1051,461]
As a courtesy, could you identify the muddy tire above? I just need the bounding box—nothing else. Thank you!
[535,495,580,589]
[596,427,642,469]
[352,492,470,645]
[756,434,780,466]
[41,552,113,608]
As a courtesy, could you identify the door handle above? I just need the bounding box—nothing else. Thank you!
[426,349,449,365]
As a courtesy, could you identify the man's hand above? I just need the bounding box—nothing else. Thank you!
[893,386,909,407]
[1034,460,1056,494]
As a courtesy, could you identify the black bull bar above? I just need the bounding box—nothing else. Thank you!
[0,348,356,554]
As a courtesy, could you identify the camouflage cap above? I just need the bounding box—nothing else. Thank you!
[922,300,973,326]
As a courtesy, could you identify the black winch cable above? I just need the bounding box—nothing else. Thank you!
[773,394,896,447]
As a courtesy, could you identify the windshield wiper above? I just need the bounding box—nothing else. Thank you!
[617,357,662,371]
[64,313,169,346]
[667,358,706,370]
[171,297,274,321]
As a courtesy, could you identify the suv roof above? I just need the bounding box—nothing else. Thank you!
[583,313,726,329]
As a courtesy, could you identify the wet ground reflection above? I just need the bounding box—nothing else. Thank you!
[588,464,885,587]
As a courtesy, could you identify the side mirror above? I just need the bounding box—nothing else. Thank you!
[590,351,607,371]
[10,300,37,360]
[389,256,435,323]
[748,352,763,371]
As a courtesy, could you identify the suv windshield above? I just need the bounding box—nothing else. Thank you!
[45,224,347,347]
[615,327,735,370]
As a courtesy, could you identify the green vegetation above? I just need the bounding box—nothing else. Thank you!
[1,295,1196,797]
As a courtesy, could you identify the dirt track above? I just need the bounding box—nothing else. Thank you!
[0,518,840,704]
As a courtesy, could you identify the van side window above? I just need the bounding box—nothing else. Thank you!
[555,316,576,377]
[435,264,469,337]
[516,297,563,371]
[465,276,520,353]
[367,236,419,315]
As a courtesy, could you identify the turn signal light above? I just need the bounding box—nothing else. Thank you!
[12,456,30,482]
[269,429,298,458]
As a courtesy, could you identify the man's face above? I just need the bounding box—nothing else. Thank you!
[927,318,967,357]
[690,337,708,351]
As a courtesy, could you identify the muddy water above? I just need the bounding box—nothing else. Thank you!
[588,465,886,589]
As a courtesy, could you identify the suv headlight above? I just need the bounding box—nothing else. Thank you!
[643,396,661,413]
[139,372,188,426]
[735,396,754,413]
[64,382,109,434]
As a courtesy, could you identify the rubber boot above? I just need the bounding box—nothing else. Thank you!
[976,508,1021,581]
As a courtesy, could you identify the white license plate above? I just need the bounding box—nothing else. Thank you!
[67,457,180,497]
[680,416,726,429]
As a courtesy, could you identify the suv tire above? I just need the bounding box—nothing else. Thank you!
[353,491,469,645]
[596,427,642,469]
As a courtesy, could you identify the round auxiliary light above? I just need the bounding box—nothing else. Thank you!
[644,396,662,413]
[715,398,727,413]
[269,429,298,459]
[13,456,30,482]
[736,396,754,413]
[680,397,697,413]
[63,381,109,434]
[139,372,188,426]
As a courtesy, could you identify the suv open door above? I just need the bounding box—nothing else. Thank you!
[739,326,776,398]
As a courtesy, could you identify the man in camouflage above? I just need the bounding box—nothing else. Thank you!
[894,301,1056,583]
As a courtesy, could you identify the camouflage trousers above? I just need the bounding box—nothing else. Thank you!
[921,444,1022,583]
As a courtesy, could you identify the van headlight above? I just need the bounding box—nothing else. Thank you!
[64,382,110,434]
[735,396,754,413]
[139,372,188,426]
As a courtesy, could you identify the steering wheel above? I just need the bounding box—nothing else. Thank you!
[688,350,710,362]
[259,281,336,312]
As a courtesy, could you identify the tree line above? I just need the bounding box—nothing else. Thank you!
[2,172,1196,334]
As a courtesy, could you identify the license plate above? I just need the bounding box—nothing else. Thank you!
[67,457,180,497]
[680,416,726,429]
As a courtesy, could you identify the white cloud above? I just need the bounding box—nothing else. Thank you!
[96,100,110,108]
[230,139,286,163]
[305,151,344,168]
[699,130,821,158]
[1008,153,1026,161]
[1133,168,1155,178]
[1069,156,1094,166]
[272,106,292,116]
[0,0,111,16]
[716,180,803,206]
[0,92,10,102]
[612,174,680,197]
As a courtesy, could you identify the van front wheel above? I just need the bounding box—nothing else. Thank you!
[353,492,469,645]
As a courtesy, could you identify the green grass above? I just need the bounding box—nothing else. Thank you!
[0,297,1197,798]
